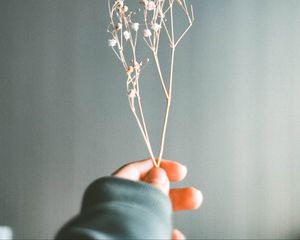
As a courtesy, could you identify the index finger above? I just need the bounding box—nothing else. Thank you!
[112,159,187,182]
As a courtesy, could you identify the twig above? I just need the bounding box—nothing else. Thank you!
[107,0,194,167]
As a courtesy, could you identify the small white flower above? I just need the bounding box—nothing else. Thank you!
[151,23,161,32]
[144,29,152,37]
[108,39,117,47]
[146,1,156,11]
[123,30,131,40]
[131,22,139,31]
[123,5,128,12]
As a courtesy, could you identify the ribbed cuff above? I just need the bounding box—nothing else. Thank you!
[81,176,172,238]
[81,176,172,221]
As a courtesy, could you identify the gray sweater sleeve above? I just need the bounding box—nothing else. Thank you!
[55,176,172,239]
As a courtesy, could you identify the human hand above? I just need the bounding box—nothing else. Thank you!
[112,159,203,240]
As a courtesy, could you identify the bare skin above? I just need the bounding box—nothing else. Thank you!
[113,159,203,240]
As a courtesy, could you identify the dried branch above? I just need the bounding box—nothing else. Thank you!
[107,0,194,167]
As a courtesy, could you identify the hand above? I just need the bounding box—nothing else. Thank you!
[112,159,203,240]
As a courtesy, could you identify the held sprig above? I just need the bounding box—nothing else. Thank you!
[107,0,194,167]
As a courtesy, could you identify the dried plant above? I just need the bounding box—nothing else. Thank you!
[107,0,194,167]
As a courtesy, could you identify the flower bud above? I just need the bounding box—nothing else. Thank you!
[108,39,117,47]
[118,0,124,7]
[146,1,156,11]
[131,22,139,31]
[116,23,122,30]
[144,29,152,37]
[151,23,161,32]
[123,30,131,40]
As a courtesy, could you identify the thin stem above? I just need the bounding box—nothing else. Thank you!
[191,5,194,21]
[170,0,175,41]
[175,22,193,47]
[134,29,138,48]
[132,109,158,167]
[182,0,192,23]
[158,47,175,166]
[137,93,152,154]
[157,1,175,166]
[162,19,172,44]
[144,9,154,48]
[153,53,169,98]
[155,14,163,53]
[119,50,128,69]
[143,37,153,49]
[108,0,194,168]
[111,47,122,61]
[135,74,151,148]
[123,15,152,147]
[163,3,172,15]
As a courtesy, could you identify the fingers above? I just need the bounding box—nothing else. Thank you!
[143,168,170,195]
[112,159,153,181]
[160,160,187,182]
[169,187,203,211]
[172,229,185,240]
[112,158,187,182]
[113,159,203,211]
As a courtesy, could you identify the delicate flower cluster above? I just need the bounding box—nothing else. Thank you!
[107,0,194,167]
[143,0,156,11]
[107,0,164,49]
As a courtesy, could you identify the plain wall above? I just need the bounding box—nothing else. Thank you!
[1,0,300,239]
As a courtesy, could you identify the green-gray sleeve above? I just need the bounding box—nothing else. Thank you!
[55,176,172,239]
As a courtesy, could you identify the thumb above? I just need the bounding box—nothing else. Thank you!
[144,167,170,195]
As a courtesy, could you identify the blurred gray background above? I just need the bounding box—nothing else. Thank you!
[1,0,300,239]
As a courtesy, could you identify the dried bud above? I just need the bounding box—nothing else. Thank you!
[117,0,124,7]
[131,22,139,31]
[159,8,165,18]
[128,89,136,98]
[146,1,156,11]
[134,61,140,69]
[151,23,161,32]
[116,23,122,31]
[123,30,131,40]
[108,39,117,47]
[144,29,152,37]
[126,66,134,74]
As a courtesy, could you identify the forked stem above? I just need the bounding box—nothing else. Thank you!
[108,0,194,168]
